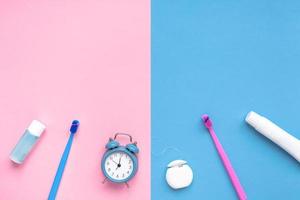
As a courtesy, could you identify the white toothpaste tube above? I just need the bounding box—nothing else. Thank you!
[246,111,300,163]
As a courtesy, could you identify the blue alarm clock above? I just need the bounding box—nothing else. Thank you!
[101,133,139,185]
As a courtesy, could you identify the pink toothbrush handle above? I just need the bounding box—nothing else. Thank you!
[209,128,247,200]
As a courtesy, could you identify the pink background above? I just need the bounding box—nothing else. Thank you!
[0,1,150,199]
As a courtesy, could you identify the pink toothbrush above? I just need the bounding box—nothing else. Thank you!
[202,114,247,200]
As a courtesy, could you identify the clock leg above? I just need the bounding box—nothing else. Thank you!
[102,177,108,184]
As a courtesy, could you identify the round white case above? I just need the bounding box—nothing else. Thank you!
[166,160,193,189]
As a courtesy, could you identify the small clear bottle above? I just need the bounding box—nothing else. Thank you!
[10,120,46,164]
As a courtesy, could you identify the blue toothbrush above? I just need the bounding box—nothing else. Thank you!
[48,120,80,200]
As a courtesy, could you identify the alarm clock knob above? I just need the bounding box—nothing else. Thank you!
[105,138,120,149]
[126,143,139,154]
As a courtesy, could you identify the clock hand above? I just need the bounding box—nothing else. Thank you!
[111,160,118,165]
[116,155,123,170]
[118,154,123,164]
[116,163,121,170]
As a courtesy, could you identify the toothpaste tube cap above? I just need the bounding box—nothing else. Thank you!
[28,120,46,137]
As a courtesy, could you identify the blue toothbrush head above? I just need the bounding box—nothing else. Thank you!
[70,120,80,134]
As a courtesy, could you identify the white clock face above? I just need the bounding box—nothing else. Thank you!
[104,151,134,181]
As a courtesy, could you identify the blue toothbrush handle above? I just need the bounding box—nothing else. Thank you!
[48,133,74,200]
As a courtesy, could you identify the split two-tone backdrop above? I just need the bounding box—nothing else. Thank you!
[1,0,300,199]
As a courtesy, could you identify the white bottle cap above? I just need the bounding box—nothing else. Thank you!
[28,120,46,137]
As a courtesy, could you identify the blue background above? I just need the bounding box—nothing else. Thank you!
[152,0,300,199]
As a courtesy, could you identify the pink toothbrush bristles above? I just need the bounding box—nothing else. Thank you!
[201,114,212,128]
